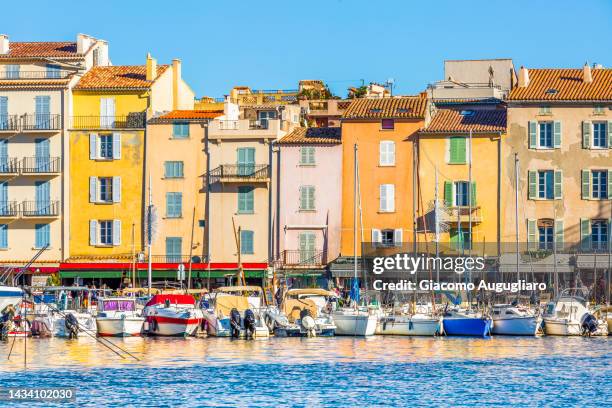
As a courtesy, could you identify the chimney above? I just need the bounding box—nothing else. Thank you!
[518,66,530,88]
[76,33,93,54]
[0,34,9,55]
[146,53,157,81]
[583,62,592,83]
[172,58,181,110]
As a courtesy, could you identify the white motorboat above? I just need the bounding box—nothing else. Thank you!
[143,294,203,337]
[377,313,442,336]
[201,286,269,338]
[332,307,378,336]
[491,304,542,336]
[31,286,97,337]
[96,297,144,337]
[0,285,23,311]
[543,289,607,336]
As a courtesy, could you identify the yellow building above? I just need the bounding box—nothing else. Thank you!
[65,54,194,283]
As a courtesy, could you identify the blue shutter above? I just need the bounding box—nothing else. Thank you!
[35,224,49,248]
[35,181,50,214]
[46,64,61,79]
[0,224,7,248]
[0,139,7,172]
[35,138,50,172]
[0,96,7,130]
[35,96,50,129]
[240,230,254,254]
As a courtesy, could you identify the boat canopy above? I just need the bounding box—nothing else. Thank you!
[283,298,318,322]
[285,288,337,298]
[216,286,263,293]
[162,289,208,295]
[145,294,196,307]
[101,298,136,312]
[215,295,249,316]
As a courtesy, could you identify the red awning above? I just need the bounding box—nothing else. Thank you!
[60,262,269,270]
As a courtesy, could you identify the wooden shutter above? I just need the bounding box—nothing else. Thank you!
[553,171,562,199]
[89,176,97,203]
[528,121,537,149]
[582,121,591,149]
[470,182,476,206]
[112,177,121,203]
[581,170,591,200]
[112,220,121,245]
[528,171,537,199]
[89,133,97,159]
[580,218,591,250]
[608,170,612,199]
[112,132,121,159]
[449,137,466,163]
[608,121,612,148]
[527,219,536,251]
[553,121,562,148]
[554,220,564,251]
[444,181,453,207]
[89,220,98,245]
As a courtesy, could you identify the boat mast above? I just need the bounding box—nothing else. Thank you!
[434,167,440,282]
[147,172,153,295]
[353,143,358,306]
[514,153,520,288]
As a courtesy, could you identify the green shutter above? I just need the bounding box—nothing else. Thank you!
[553,170,562,199]
[582,121,591,149]
[608,170,612,199]
[580,218,591,251]
[528,121,537,149]
[449,137,466,164]
[553,121,561,148]
[581,170,591,200]
[608,121,612,148]
[444,181,453,207]
[528,171,537,199]
[554,220,564,251]
[470,182,476,206]
[527,219,536,251]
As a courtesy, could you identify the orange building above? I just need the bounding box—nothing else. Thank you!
[340,96,428,256]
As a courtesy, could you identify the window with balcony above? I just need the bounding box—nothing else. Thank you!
[99,98,115,128]
[0,97,8,130]
[46,64,61,79]
[455,181,470,206]
[593,122,608,148]
[35,96,51,129]
[298,232,316,263]
[240,230,254,254]
[379,141,395,166]
[34,223,50,249]
[164,161,184,178]
[444,181,476,207]
[450,228,472,250]
[166,192,182,218]
[257,111,276,129]
[238,186,254,213]
[6,65,19,79]
[381,119,394,130]
[300,147,315,165]
[166,237,182,262]
[299,185,315,211]
[379,184,395,212]
[172,122,189,138]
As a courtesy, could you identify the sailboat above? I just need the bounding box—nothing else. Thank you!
[332,144,377,336]
[491,303,542,336]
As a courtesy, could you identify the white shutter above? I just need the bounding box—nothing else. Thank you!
[379,185,387,211]
[112,132,121,159]
[371,229,381,246]
[89,176,97,203]
[100,98,107,117]
[394,229,403,247]
[379,141,395,166]
[112,176,121,203]
[389,141,395,165]
[112,220,121,245]
[89,133,98,159]
[89,220,97,245]
[388,184,395,212]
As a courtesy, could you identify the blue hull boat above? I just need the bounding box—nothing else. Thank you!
[443,317,492,337]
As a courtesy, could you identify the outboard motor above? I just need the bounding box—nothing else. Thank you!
[299,309,317,338]
[580,313,599,336]
[64,313,79,339]
[243,309,257,339]
[230,308,242,338]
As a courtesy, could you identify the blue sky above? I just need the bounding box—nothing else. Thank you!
[3,0,611,98]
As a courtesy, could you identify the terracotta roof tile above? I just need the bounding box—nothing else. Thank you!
[277,127,341,145]
[508,68,612,101]
[159,110,224,120]
[74,65,169,90]
[0,42,79,58]
[342,96,427,119]
[421,108,506,133]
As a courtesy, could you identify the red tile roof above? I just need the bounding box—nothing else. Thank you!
[421,108,506,134]
[0,42,79,58]
[277,127,341,144]
[508,68,612,101]
[74,65,169,90]
[342,96,427,119]
[159,110,224,120]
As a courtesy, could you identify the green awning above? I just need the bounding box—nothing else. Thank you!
[60,269,267,279]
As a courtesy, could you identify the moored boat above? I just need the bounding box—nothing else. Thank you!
[332,307,378,336]
[31,286,97,338]
[491,304,542,336]
[377,313,442,336]
[543,289,607,336]
[442,308,492,337]
[143,294,203,337]
[96,297,144,337]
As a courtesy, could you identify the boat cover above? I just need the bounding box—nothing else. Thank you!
[215,295,249,317]
[283,298,318,323]
[145,294,195,307]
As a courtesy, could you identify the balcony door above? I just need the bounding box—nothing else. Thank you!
[35,138,50,172]
[166,237,182,263]
[299,232,316,264]
[0,139,7,172]
[237,147,255,176]
[100,98,115,129]
[35,180,50,215]
[0,182,7,215]
[35,96,50,129]
[0,96,7,130]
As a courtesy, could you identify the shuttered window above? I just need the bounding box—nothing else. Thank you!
[166,192,183,218]
[240,230,254,254]
[593,122,608,148]
[166,237,182,262]
[592,170,608,199]
[172,122,189,138]
[300,147,315,165]
[34,223,50,248]
[164,161,184,178]
[6,65,19,79]
[539,122,553,148]
[0,224,7,248]
[591,220,609,251]
[0,96,7,130]
[46,64,61,79]
[237,186,254,213]
[379,141,395,166]
[299,185,315,210]
[379,184,395,212]
[99,220,113,245]
[449,137,466,164]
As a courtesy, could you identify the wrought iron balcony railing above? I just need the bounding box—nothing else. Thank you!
[71,113,146,129]
[209,164,269,182]
[21,200,60,217]
[281,250,326,268]
[0,115,19,131]
[20,157,61,174]
[21,114,62,131]
[0,158,19,174]
[0,70,72,80]
[149,255,204,264]
[0,202,19,217]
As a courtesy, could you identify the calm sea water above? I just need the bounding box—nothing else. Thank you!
[0,336,610,407]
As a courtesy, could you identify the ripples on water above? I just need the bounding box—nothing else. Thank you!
[1,336,610,407]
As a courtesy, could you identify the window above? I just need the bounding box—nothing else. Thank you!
[238,186,254,213]
[381,119,394,130]
[34,223,50,248]
[592,221,609,250]
[172,122,189,138]
[166,237,182,262]
[99,220,113,245]
[6,65,19,79]
[539,122,553,148]
[300,147,315,165]
[538,221,554,250]
[166,192,182,218]
[593,122,608,148]
[455,181,470,206]
[379,184,395,212]
[99,135,113,159]
[593,105,605,115]
[448,137,466,164]
[538,170,554,199]
[300,185,315,211]
[379,141,395,166]
[539,106,551,115]
[592,170,608,199]
[237,147,256,175]
[258,111,276,128]
[299,232,316,263]
[46,64,61,79]
[381,229,395,247]
[0,96,7,130]
[240,230,254,254]
[98,177,113,202]
[164,161,184,178]
[0,224,7,249]
[450,228,472,250]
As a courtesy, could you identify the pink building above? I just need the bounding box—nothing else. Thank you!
[275,127,342,281]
